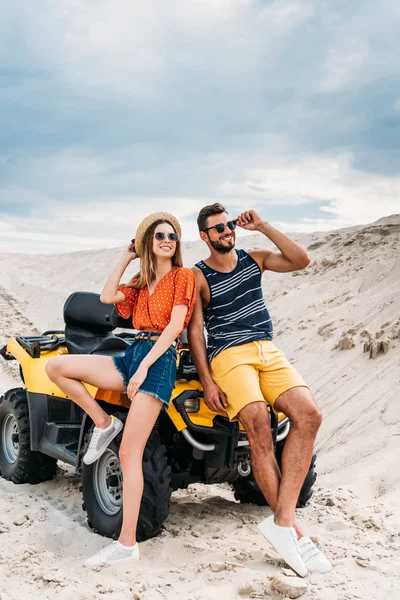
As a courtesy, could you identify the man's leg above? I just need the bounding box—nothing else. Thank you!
[239,394,317,577]
[238,401,304,539]
[273,387,322,527]
[270,388,331,575]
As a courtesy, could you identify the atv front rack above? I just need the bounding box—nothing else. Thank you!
[13,332,65,359]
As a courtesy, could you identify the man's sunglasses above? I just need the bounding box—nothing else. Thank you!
[202,220,238,234]
[154,232,179,242]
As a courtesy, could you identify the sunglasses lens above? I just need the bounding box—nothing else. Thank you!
[154,232,179,241]
[213,222,236,233]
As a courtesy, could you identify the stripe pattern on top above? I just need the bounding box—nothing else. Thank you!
[195,249,273,360]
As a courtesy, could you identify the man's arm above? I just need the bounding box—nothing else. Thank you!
[237,210,310,273]
[187,269,227,413]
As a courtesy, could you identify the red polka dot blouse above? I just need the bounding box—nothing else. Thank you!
[115,267,196,336]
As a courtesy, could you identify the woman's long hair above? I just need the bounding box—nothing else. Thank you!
[127,219,183,290]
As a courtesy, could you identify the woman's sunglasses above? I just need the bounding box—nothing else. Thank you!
[202,220,238,234]
[154,232,179,242]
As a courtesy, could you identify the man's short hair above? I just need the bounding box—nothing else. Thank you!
[197,203,227,232]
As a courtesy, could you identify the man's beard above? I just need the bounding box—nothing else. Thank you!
[209,237,235,254]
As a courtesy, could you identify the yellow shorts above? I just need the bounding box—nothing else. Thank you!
[210,340,309,421]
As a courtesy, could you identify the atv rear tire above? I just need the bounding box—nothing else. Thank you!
[0,388,57,484]
[81,428,172,541]
[233,443,317,508]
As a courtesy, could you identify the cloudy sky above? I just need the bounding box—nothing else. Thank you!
[1,0,400,253]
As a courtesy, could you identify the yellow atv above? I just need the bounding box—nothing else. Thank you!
[0,292,316,541]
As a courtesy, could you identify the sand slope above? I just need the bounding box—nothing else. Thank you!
[0,216,399,599]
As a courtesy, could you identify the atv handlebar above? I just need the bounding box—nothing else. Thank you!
[0,345,14,360]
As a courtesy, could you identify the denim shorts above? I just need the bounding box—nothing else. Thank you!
[112,332,177,407]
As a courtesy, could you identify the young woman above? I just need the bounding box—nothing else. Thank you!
[45,212,196,566]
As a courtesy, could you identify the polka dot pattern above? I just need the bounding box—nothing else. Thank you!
[115,267,196,336]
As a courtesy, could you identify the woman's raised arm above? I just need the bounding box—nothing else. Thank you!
[100,241,137,304]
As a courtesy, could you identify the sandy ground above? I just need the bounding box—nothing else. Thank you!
[0,215,399,599]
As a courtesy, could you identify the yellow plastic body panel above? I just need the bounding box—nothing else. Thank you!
[167,377,287,432]
[5,338,131,409]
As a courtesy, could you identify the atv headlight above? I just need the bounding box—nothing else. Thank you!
[183,398,200,413]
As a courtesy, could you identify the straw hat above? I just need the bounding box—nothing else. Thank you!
[134,212,182,258]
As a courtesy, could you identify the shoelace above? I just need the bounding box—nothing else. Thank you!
[88,428,102,450]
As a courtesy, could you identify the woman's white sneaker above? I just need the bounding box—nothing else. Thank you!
[85,541,140,567]
[258,515,308,577]
[83,416,123,465]
[298,537,332,574]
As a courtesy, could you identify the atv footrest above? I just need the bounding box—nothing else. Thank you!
[39,438,78,466]
[43,422,81,445]
[39,422,81,466]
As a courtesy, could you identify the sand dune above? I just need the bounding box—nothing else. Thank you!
[0,216,399,599]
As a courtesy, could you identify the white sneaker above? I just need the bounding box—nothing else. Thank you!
[299,537,332,574]
[83,416,123,465]
[258,515,308,578]
[85,541,140,567]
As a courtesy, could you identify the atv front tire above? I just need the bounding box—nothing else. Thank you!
[0,388,57,484]
[233,447,317,508]
[81,428,172,541]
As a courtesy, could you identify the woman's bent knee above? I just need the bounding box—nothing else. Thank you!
[45,356,62,381]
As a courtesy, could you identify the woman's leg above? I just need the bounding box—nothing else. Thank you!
[117,392,163,546]
[45,355,126,428]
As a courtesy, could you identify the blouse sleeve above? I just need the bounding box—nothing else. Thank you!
[173,268,196,310]
[115,286,138,320]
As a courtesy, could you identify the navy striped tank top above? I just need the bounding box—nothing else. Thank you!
[195,249,273,360]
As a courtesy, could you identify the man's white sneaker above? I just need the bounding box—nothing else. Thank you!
[84,541,140,567]
[299,537,332,574]
[258,515,308,578]
[83,416,123,465]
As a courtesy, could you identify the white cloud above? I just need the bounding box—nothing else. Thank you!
[318,48,367,93]
[4,0,319,97]
[259,0,314,33]
[1,151,399,253]
[239,153,400,224]
[0,196,208,253]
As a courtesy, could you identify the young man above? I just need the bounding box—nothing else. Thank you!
[187,203,332,577]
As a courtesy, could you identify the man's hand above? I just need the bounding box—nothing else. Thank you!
[203,381,228,413]
[236,210,264,232]
[127,364,148,400]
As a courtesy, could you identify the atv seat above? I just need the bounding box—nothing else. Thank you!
[63,292,134,356]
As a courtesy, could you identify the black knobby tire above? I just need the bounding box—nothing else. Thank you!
[80,427,172,541]
[233,440,317,508]
[0,388,57,484]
